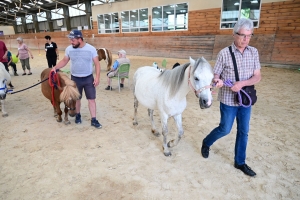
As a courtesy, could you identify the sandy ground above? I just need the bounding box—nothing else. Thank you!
[0,49,300,200]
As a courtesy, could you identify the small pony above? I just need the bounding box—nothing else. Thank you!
[0,62,11,117]
[41,68,80,124]
[133,57,214,156]
[97,48,112,71]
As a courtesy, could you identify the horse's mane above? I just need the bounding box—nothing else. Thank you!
[159,62,190,97]
[59,73,80,103]
[158,58,209,97]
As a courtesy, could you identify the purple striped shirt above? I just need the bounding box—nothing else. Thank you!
[214,43,261,106]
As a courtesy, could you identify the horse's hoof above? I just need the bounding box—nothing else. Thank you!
[2,113,8,117]
[133,122,138,126]
[64,121,71,125]
[163,152,172,157]
[152,130,160,137]
[167,141,171,148]
[56,119,62,122]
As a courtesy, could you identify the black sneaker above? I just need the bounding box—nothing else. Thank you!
[105,86,111,90]
[234,163,256,177]
[75,113,82,124]
[9,83,14,89]
[120,83,124,88]
[201,141,210,158]
[91,119,102,129]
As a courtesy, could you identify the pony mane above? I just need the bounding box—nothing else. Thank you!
[59,73,80,103]
[159,63,190,97]
[158,57,211,97]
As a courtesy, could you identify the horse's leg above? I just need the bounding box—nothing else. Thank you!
[161,114,171,156]
[133,95,139,125]
[53,107,57,117]
[63,106,71,125]
[0,100,8,117]
[167,114,184,148]
[55,102,62,122]
[148,109,160,137]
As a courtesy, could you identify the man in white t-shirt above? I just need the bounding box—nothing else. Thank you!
[51,29,102,129]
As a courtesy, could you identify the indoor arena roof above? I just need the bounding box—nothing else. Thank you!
[0,0,126,25]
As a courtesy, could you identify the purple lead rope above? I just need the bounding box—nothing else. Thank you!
[223,79,252,108]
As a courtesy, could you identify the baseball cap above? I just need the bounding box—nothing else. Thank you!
[68,29,83,39]
[118,49,126,55]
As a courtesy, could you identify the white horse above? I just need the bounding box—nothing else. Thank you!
[133,57,214,156]
[0,62,11,117]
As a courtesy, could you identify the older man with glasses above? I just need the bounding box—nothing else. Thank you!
[51,29,102,129]
[201,18,261,177]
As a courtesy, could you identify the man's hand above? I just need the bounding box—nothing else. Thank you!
[231,81,244,92]
[93,78,99,87]
[213,78,224,88]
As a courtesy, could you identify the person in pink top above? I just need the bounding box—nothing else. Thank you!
[16,37,33,75]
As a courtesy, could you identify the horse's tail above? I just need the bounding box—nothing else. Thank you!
[107,49,112,71]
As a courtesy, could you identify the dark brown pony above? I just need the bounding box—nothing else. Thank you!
[41,68,80,125]
[97,48,112,71]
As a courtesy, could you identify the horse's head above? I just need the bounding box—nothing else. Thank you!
[60,85,80,117]
[65,98,77,117]
[189,57,214,109]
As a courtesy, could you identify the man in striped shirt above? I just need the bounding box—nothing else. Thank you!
[201,18,261,177]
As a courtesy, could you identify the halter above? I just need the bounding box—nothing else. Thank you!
[65,102,76,111]
[0,79,9,94]
[187,65,213,96]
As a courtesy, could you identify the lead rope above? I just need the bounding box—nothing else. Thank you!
[223,79,252,107]
[48,71,61,107]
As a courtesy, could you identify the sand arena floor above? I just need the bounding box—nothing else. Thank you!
[0,49,300,200]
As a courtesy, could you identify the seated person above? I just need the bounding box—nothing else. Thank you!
[105,49,130,90]
[7,50,18,76]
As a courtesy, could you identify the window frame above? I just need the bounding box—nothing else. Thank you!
[97,12,120,34]
[220,0,262,29]
[151,2,188,32]
[121,8,149,33]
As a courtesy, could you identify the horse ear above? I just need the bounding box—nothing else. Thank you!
[189,57,195,66]
[201,56,207,62]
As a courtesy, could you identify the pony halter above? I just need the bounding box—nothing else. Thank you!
[187,66,212,96]
[0,79,9,94]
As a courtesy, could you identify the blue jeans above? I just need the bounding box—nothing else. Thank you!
[203,102,252,165]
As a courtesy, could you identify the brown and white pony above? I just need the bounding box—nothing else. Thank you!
[97,48,112,71]
[41,68,80,125]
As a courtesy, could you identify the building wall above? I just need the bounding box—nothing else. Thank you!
[0,26,15,35]
[0,0,299,66]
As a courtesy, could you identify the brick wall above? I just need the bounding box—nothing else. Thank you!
[1,0,299,66]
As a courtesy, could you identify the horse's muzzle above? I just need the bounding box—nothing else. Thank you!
[199,98,212,109]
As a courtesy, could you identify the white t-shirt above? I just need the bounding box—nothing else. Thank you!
[65,43,98,77]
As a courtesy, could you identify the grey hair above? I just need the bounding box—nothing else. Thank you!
[16,37,23,42]
[233,18,254,34]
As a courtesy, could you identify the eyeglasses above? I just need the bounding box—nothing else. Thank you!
[235,32,254,39]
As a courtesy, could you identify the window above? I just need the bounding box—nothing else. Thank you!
[121,8,148,32]
[152,3,188,32]
[37,12,47,22]
[97,12,119,33]
[220,0,261,29]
